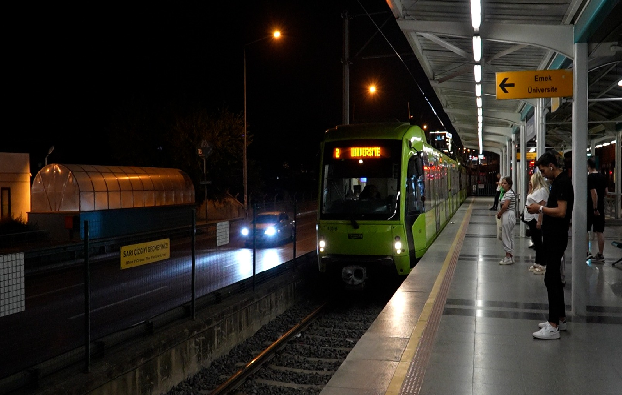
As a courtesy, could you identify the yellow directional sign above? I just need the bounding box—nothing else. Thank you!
[120,238,170,269]
[496,70,573,100]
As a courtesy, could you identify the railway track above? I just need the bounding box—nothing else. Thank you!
[168,279,402,395]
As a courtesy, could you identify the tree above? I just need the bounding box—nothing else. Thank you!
[167,107,248,201]
[107,102,255,203]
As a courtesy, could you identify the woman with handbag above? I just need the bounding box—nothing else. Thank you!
[523,172,549,274]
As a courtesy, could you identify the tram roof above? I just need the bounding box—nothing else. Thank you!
[388,0,621,154]
[325,122,424,142]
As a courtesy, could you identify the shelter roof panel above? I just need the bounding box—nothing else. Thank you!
[389,0,621,152]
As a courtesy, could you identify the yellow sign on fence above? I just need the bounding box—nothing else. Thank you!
[120,238,170,269]
[496,69,573,100]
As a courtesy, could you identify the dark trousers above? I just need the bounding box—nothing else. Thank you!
[543,235,567,324]
[491,190,500,209]
[527,219,544,265]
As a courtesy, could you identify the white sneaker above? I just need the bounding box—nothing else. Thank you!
[499,256,514,265]
[538,320,566,331]
[533,322,560,339]
[533,264,546,274]
[528,264,537,272]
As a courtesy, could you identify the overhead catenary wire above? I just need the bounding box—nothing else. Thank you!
[356,0,447,130]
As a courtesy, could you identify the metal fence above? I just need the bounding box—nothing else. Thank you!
[605,193,621,219]
[0,198,317,391]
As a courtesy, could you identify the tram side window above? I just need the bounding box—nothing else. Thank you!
[423,154,433,212]
[406,155,425,214]
[440,164,446,201]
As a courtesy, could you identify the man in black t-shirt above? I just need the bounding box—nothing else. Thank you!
[587,158,608,262]
[527,151,574,340]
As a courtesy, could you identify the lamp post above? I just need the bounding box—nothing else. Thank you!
[243,30,281,214]
[45,146,54,166]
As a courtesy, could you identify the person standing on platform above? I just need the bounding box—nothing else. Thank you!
[497,177,516,265]
[490,173,501,210]
[587,157,608,263]
[524,172,549,274]
[527,151,574,340]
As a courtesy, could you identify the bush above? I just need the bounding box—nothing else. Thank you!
[0,216,37,235]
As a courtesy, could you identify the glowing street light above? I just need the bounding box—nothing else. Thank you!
[243,30,281,213]
[369,85,376,94]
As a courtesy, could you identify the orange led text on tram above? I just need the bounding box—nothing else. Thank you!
[334,147,382,159]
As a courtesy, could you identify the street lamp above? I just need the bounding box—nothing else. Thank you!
[243,29,281,214]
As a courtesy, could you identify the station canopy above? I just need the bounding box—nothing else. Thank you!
[31,164,195,212]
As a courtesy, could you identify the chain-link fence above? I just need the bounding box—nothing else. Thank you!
[0,199,317,390]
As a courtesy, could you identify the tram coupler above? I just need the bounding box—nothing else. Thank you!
[341,265,367,286]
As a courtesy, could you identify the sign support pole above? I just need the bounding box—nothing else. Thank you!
[571,42,589,318]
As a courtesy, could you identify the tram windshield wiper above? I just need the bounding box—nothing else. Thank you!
[350,216,360,229]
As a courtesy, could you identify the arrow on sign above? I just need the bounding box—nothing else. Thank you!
[498,77,515,93]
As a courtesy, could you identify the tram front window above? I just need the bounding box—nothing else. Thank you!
[320,144,400,220]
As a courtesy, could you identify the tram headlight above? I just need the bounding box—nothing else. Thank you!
[265,227,276,236]
[319,239,326,252]
[241,227,249,236]
[394,236,402,253]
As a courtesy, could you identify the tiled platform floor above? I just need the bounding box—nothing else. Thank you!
[321,196,622,395]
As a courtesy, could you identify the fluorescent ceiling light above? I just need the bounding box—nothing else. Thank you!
[471,0,481,30]
[473,35,482,62]
[476,96,482,107]
[478,108,483,116]
[475,83,482,96]
[478,115,483,123]
[618,79,622,87]
[474,64,482,82]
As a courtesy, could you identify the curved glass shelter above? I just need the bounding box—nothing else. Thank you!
[31,164,195,212]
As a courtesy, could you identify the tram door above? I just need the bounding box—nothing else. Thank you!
[433,159,441,234]
[406,154,424,265]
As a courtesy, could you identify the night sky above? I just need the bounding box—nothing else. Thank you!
[6,0,452,177]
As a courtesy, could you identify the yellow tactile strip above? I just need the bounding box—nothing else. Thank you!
[386,200,474,395]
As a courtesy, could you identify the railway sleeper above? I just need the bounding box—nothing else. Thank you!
[303,334,360,343]
[267,365,336,375]
[250,379,325,390]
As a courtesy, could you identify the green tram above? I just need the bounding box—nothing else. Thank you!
[317,123,467,284]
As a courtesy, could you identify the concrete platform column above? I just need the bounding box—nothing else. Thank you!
[571,41,588,317]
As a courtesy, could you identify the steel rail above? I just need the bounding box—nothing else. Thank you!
[210,301,328,395]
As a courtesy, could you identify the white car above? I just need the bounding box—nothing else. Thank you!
[240,211,295,246]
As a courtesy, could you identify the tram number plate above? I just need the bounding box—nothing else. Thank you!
[348,234,363,239]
